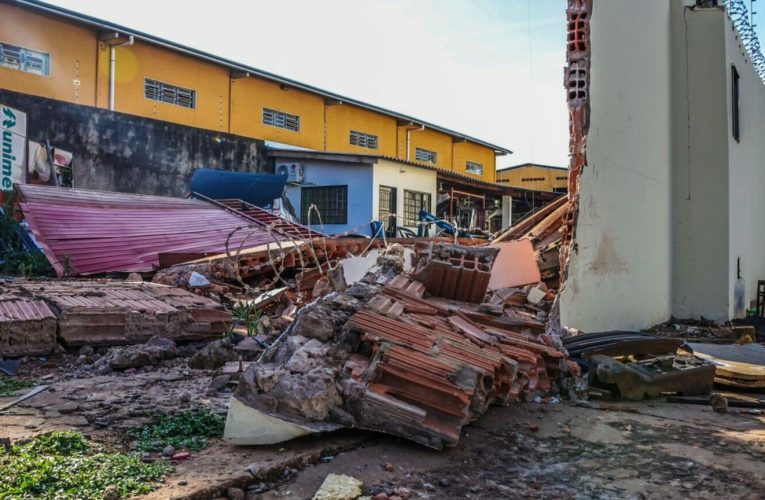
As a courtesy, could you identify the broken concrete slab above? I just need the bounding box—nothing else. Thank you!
[687,342,765,388]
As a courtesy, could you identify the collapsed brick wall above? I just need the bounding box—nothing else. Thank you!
[559,0,592,281]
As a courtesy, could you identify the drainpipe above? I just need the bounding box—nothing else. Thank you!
[406,125,425,161]
[108,35,134,111]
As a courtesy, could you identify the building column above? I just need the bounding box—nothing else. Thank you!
[501,195,512,229]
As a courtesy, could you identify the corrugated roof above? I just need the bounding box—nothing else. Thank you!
[17,184,287,276]
[10,0,512,155]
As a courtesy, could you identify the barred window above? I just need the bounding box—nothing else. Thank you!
[556,175,568,180]
[144,78,196,108]
[521,177,545,182]
[403,190,431,227]
[263,107,300,132]
[349,130,378,149]
[466,161,483,175]
[0,42,50,76]
[415,147,437,164]
[301,185,347,225]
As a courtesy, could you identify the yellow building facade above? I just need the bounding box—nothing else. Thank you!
[496,163,569,192]
[0,0,509,181]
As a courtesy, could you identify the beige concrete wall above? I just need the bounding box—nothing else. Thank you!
[671,5,730,320]
[372,159,437,232]
[560,0,674,332]
[724,12,765,318]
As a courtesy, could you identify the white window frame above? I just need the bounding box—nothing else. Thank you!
[0,41,51,77]
[466,161,483,175]
[263,107,300,132]
[415,147,437,164]
[144,78,196,109]
[349,130,378,149]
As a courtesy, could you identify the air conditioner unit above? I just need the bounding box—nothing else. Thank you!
[276,162,304,183]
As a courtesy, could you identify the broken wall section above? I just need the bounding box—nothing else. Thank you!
[560,0,674,332]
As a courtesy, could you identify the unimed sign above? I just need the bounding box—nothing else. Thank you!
[1,104,26,191]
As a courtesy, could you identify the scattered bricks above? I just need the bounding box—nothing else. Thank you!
[414,244,499,303]
[0,297,57,357]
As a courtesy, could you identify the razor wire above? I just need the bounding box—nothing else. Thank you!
[726,0,765,82]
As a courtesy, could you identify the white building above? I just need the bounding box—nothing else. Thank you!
[271,150,437,237]
[560,0,765,331]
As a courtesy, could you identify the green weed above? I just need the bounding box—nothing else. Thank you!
[0,431,171,499]
[0,377,35,398]
[128,409,225,452]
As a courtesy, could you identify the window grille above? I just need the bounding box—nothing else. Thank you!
[415,147,437,164]
[301,185,347,224]
[466,161,483,175]
[521,177,545,182]
[0,42,50,76]
[349,130,378,149]
[144,78,196,108]
[403,190,431,226]
[263,107,300,132]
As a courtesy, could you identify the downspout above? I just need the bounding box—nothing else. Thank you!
[406,125,425,161]
[108,35,134,111]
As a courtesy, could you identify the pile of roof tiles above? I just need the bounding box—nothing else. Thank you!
[0,280,231,356]
[228,243,577,450]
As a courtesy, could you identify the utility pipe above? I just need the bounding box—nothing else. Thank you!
[406,125,425,161]
[108,35,134,111]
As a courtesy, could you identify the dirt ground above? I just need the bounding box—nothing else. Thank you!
[2,352,765,500]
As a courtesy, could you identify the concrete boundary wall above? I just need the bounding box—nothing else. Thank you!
[0,89,268,198]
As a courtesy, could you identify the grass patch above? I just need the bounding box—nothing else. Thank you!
[0,431,171,499]
[0,377,35,398]
[128,409,225,452]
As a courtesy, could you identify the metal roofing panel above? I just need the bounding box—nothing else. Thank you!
[17,184,287,276]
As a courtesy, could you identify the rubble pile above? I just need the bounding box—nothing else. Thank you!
[0,280,231,355]
[226,245,576,450]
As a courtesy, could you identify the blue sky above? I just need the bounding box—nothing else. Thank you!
[41,0,765,171]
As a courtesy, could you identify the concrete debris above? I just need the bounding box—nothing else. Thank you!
[686,342,765,389]
[188,338,237,370]
[226,267,571,449]
[312,474,364,500]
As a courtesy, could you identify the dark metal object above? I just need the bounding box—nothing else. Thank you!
[563,331,683,358]
[589,355,715,401]
[757,280,765,317]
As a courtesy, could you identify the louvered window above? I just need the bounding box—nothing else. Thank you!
[415,147,437,164]
[0,42,50,76]
[144,78,196,108]
[263,107,300,132]
[466,161,483,175]
[349,130,378,149]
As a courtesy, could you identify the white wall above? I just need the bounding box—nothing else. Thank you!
[560,0,674,332]
[724,12,765,318]
[372,159,437,232]
[670,4,730,320]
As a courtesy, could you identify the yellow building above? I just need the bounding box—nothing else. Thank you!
[0,0,510,182]
[496,163,569,193]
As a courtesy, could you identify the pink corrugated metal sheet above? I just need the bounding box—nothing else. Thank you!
[18,184,287,276]
[0,299,56,322]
